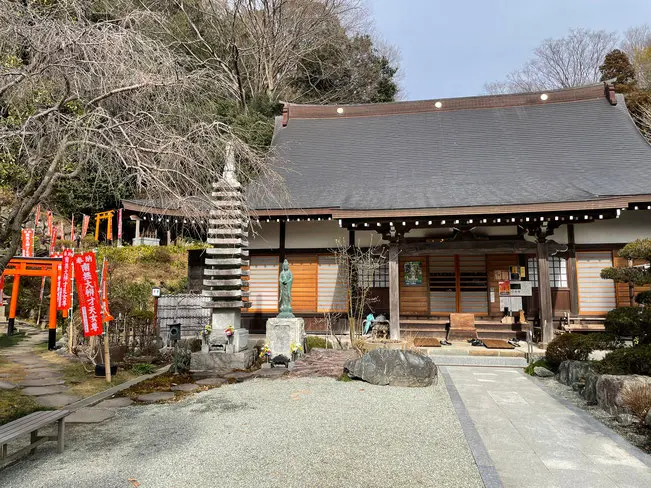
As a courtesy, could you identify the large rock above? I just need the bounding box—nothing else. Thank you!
[582,371,600,405]
[596,374,651,415]
[533,367,554,377]
[344,349,437,387]
[646,409,651,427]
[557,360,592,386]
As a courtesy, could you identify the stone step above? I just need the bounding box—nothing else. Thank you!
[204,258,246,266]
[203,269,248,277]
[208,219,245,226]
[202,300,246,308]
[203,290,249,298]
[207,228,249,237]
[204,247,243,255]
[206,237,243,245]
[212,181,241,190]
[203,279,245,287]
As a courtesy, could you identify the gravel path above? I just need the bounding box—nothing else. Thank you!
[2,377,483,488]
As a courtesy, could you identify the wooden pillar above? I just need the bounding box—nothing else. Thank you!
[166,230,171,246]
[566,224,579,315]
[7,275,20,336]
[94,215,100,241]
[537,240,554,344]
[279,221,286,263]
[134,218,140,242]
[388,243,400,340]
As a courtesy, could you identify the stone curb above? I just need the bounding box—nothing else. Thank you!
[525,371,651,468]
[440,367,503,488]
[64,365,170,413]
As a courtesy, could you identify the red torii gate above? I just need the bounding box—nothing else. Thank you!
[2,257,60,350]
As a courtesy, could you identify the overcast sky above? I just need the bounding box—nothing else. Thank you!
[370,0,651,100]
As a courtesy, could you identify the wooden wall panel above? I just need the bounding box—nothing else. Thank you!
[577,251,616,315]
[486,254,519,316]
[428,256,456,314]
[317,255,348,313]
[399,256,428,316]
[248,256,279,312]
[286,254,318,313]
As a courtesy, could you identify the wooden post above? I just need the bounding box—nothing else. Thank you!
[94,215,100,241]
[537,240,554,344]
[166,230,171,246]
[388,243,400,340]
[279,221,286,263]
[103,328,111,383]
[134,218,140,243]
[566,224,579,315]
[7,275,20,336]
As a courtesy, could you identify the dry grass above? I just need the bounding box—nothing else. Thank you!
[0,359,27,383]
[118,373,218,402]
[622,384,651,420]
[0,390,51,426]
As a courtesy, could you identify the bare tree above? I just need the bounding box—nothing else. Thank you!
[484,28,618,94]
[0,1,283,272]
[331,238,387,346]
[622,24,651,89]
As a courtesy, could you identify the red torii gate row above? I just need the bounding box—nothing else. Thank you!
[2,257,61,350]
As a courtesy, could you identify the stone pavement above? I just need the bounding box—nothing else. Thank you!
[0,327,81,407]
[443,366,651,488]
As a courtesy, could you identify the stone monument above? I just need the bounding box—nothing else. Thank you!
[266,260,305,361]
[190,144,254,371]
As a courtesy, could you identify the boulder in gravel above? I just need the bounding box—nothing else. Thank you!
[582,371,600,405]
[596,374,651,415]
[533,366,554,377]
[344,349,437,387]
[557,360,592,386]
[646,409,651,427]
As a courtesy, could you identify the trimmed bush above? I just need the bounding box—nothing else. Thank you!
[305,336,333,351]
[594,345,651,376]
[604,306,651,342]
[545,334,594,369]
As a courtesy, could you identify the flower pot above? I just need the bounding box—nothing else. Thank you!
[95,364,118,377]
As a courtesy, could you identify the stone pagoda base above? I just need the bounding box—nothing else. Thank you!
[190,349,255,371]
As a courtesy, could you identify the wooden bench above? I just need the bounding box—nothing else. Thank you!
[1,410,69,466]
[560,312,606,333]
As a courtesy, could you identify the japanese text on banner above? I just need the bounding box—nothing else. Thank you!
[73,252,103,337]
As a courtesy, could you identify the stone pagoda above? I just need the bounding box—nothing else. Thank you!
[202,144,251,355]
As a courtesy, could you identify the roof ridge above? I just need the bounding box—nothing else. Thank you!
[283,83,612,122]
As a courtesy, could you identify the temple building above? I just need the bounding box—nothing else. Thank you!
[122,83,651,344]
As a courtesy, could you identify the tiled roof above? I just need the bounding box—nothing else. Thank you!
[260,84,651,213]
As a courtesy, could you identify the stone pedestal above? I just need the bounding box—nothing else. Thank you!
[266,317,305,359]
[208,328,248,353]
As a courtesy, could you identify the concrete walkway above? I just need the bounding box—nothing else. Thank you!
[443,366,651,488]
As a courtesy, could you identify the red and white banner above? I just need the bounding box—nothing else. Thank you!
[21,229,34,257]
[100,258,114,322]
[49,226,57,256]
[51,252,63,309]
[46,210,53,237]
[0,274,5,303]
[57,249,73,311]
[81,215,90,240]
[70,215,75,244]
[59,221,64,242]
[117,209,123,241]
[74,252,103,337]
[35,204,41,229]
